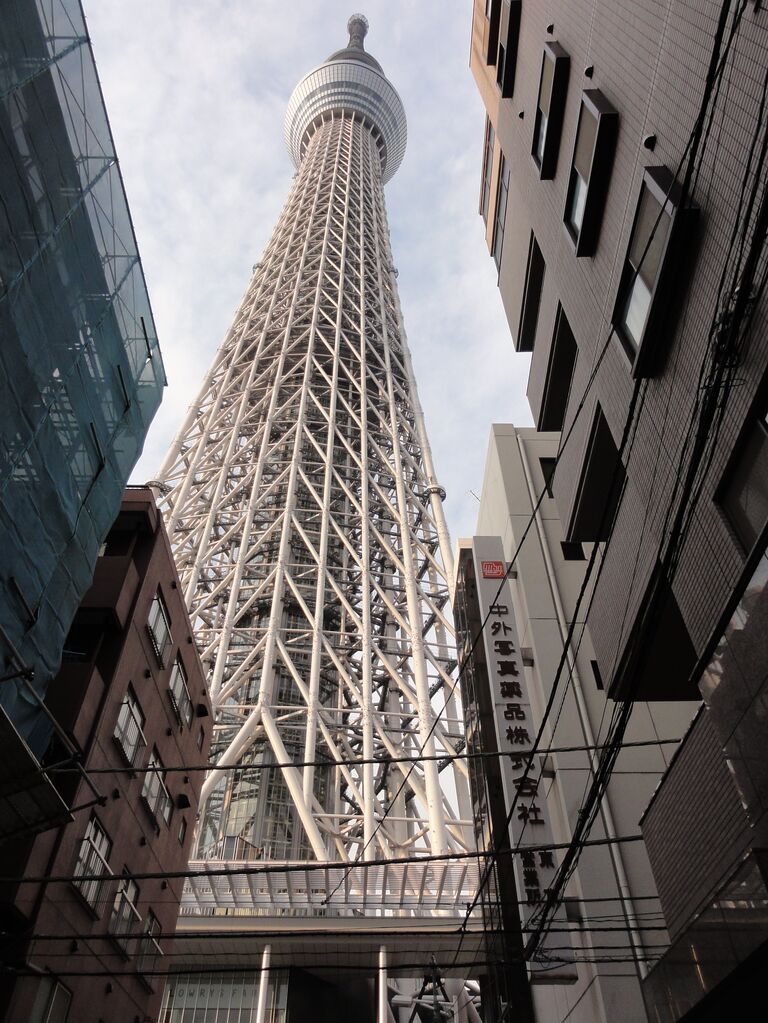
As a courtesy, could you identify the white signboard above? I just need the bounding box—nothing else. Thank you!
[470,536,576,983]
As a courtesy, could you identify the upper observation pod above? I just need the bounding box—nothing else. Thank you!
[284,14,408,184]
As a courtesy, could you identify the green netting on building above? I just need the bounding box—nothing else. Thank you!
[0,0,165,752]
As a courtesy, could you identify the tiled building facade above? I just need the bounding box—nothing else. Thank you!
[470,2,768,1019]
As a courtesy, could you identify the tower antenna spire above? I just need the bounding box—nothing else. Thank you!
[347,13,369,49]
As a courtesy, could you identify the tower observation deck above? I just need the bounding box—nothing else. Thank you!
[155,17,479,1020]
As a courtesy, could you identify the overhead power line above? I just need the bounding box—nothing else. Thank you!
[2,833,644,888]
[50,736,681,776]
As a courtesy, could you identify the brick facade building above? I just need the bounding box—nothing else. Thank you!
[0,489,211,1022]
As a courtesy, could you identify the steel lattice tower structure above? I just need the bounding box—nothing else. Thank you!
[155,15,472,879]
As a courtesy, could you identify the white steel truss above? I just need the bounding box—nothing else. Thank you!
[155,28,472,906]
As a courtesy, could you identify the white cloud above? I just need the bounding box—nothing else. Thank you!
[86,0,532,543]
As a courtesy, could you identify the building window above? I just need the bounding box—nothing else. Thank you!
[31,979,71,1023]
[719,410,768,552]
[496,1,521,98]
[496,43,506,90]
[538,305,577,431]
[517,233,545,352]
[109,874,141,956]
[532,42,570,179]
[178,817,188,846]
[73,816,112,913]
[540,457,556,499]
[567,405,626,543]
[610,560,698,700]
[591,660,605,691]
[480,118,496,223]
[137,910,162,983]
[564,90,619,256]
[141,748,172,827]
[169,656,194,727]
[197,725,205,750]
[613,166,699,376]
[484,0,502,65]
[147,589,172,666]
[113,687,147,766]
[561,541,585,561]
[492,154,510,270]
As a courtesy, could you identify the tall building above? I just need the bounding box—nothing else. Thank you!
[0,0,165,810]
[0,488,211,1023]
[154,16,475,1020]
[455,426,695,1023]
[469,2,768,1020]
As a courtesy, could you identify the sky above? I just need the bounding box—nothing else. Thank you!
[85,0,533,543]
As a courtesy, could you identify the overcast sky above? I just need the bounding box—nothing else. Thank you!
[86,0,532,543]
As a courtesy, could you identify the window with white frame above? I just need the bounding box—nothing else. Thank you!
[113,687,146,765]
[109,873,141,955]
[137,910,162,980]
[141,748,172,826]
[169,655,193,727]
[147,589,172,666]
[73,816,112,912]
[30,978,71,1023]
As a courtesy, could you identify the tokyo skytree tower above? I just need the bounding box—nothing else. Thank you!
[155,15,471,874]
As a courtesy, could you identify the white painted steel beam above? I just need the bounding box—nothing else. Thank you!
[156,26,470,909]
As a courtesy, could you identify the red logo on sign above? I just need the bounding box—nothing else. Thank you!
[481,560,505,579]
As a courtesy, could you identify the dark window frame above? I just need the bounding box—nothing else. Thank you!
[480,117,496,223]
[496,1,522,98]
[538,303,577,431]
[717,406,768,554]
[532,42,570,179]
[540,457,557,499]
[564,90,619,257]
[492,153,510,270]
[612,165,700,377]
[561,541,585,561]
[591,660,605,691]
[484,0,502,65]
[517,233,546,352]
[566,404,626,543]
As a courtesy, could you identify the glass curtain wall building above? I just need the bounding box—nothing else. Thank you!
[0,0,165,753]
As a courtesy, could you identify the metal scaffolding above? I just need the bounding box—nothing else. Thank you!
[154,17,472,893]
